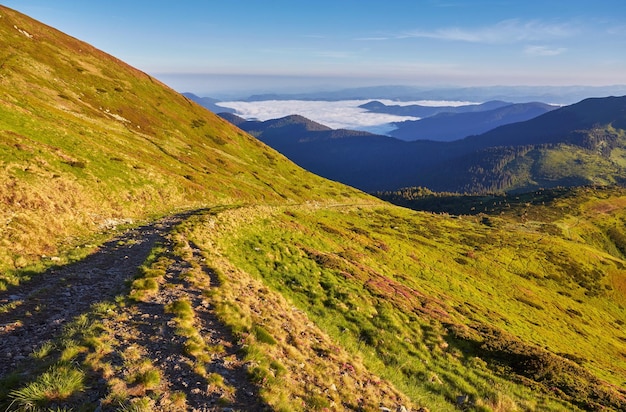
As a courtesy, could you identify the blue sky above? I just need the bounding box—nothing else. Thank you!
[3,1,626,94]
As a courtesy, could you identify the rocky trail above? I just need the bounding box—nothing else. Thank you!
[0,213,192,376]
[0,210,265,411]
[95,234,267,411]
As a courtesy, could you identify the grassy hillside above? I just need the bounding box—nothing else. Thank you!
[201,189,626,411]
[0,5,367,281]
[1,5,625,412]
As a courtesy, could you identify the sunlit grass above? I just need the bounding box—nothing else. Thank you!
[9,364,85,408]
[0,5,369,281]
[201,201,626,411]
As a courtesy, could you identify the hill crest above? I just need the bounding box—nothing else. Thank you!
[0,4,368,270]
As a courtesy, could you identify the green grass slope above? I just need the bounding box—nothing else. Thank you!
[201,188,626,411]
[1,5,626,412]
[0,5,367,279]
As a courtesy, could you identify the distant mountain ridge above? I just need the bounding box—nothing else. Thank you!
[221,96,626,193]
[221,113,385,141]
[182,92,235,113]
[241,85,626,104]
[390,102,557,141]
[465,95,626,148]
[359,100,558,141]
[359,99,512,117]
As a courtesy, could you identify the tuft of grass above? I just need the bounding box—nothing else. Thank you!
[0,300,23,314]
[118,397,153,412]
[133,368,161,390]
[253,325,277,345]
[129,278,158,301]
[168,391,187,410]
[59,340,85,362]
[30,341,55,360]
[9,364,84,408]
[165,299,194,321]
[206,371,237,401]
[165,296,215,363]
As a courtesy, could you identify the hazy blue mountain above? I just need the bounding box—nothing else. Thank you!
[218,113,409,190]
[221,96,626,194]
[182,92,235,113]
[464,95,626,148]
[390,102,558,141]
[240,85,626,104]
[360,100,511,117]
[223,114,332,135]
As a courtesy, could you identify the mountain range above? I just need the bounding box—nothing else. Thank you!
[360,99,514,117]
[240,84,626,104]
[1,5,626,412]
[220,96,626,193]
[361,100,558,141]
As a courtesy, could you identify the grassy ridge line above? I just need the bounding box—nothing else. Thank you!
[195,202,626,410]
[0,5,370,280]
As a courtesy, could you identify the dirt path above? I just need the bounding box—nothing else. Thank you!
[0,210,266,411]
[93,235,267,411]
[0,213,195,376]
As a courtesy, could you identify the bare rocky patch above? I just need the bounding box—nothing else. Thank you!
[89,232,267,411]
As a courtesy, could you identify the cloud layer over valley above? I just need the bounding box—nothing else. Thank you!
[215,99,476,134]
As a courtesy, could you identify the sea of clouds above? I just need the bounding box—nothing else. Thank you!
[215,99,477,135]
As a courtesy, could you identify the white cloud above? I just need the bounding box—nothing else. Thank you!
[607,24,626,36]
[524,45,567,56]
[215,99,478,134]
[403,19,576,44]
[313,50,355,59]
[355,36,390,41]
